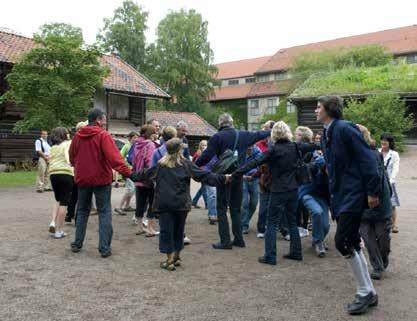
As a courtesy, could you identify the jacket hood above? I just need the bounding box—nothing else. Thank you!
[135,136,154,149]
[77,125,105,138]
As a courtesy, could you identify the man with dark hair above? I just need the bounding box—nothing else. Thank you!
[196,113,272,250]
[69,108,132,258]
[316,96,380,315]
[35,130,52,193]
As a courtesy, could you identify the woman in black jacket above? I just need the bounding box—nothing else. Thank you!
[131,138,229,271]
[233,121,317,265]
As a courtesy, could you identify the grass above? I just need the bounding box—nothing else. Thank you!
[0,170,37,188]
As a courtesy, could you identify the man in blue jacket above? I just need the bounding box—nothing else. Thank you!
[316,95,380,315]
[196,113,271,249]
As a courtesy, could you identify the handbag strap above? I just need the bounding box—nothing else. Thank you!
[294,142,303,161]
[232,129,239,152]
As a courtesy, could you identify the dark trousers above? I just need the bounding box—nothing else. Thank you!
[216,177,244,245]
[360,219,391,272]
[257,191,269,233]
[67,182,78,220]
[264,190,301,262]
[159,211,188,254]
[72,185,113,254]
[135,186,155,219]
[335,212,362,256]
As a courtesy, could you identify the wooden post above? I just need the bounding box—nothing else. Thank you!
[105,91,109,131]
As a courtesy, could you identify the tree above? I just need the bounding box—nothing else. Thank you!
[97,0,148,72]
[344,93,414,151]
[147,9,218,113]
[2,23,108,132]
[260,98,298,131]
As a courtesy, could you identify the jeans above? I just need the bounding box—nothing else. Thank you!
[206,186,217,218]
[302,195,330,243]
[240,179,259,231]
[257,191,269,233]
[264,190,301,263]
[72,185,113,254]
[216,177,244,245]
[192,184,208,207]
[159,211,188,254]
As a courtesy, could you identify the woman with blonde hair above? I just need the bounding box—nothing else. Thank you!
[131,138,229,270]
[233,121,317,265]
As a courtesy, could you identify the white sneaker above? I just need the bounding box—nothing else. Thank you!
[49,222,56,234]
[53,231,67,239]
[132,214,138,225]
[298,227,309,238]
[284,234,291,241]
[183,236,191,245]
[256,233,265,239]
[142,218,149,227]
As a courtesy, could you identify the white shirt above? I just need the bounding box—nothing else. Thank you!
[379,148,400,183]
[35,137,51,156]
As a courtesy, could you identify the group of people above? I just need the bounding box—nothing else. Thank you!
[36,94,401,315]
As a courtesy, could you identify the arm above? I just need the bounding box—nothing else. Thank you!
[69,137,77,166]
[233,148,272,177]
[101,133,132,178]
[35,140,48,161]
[246,130,271,147]
[64,141,71,164]
[297,142,321,154]
[188,161,226,186]
[196,134,220,167]
[130,166,157,183]
[391,151,400,182]
[151,149,159,167]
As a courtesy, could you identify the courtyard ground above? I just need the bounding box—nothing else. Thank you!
[0,147,417,321]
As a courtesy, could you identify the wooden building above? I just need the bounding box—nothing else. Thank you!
[0,31,170,163]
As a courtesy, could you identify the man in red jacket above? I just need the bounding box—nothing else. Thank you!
[70,108,132,258]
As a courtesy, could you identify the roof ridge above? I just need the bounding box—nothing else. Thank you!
[0,29,34,41]
[215,55,271,66]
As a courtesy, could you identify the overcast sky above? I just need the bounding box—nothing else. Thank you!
[2,0,417,64]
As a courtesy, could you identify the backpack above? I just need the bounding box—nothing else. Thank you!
[294,143,313,185]
[211,129,239,174]
[126,143,135,165]
[33,139,45,161]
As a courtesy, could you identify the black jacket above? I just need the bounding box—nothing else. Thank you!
[133,159,225,213]
[233,139,317,193]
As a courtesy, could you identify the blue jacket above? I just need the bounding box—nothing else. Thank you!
[243,146,262,176]
[321,120,380,217]
[196,126,270,167]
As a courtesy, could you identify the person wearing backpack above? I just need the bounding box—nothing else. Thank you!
[35,130,52,193]
[195,113,272,250]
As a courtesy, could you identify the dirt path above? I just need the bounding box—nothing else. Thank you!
[1,147,417,321]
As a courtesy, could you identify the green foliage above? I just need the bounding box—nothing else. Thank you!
[210,100,247,129]
[3,23,109,132]
[260,98,298,131]
[291,64,417,98]
[344,93,414,151]
[293,45,392,78]
[97,0,148,71]
[0,170,37,187]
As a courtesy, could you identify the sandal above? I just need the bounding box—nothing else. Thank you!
[160,260,176,271]
[173,256,182,267]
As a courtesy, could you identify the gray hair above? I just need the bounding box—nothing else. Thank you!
[218,113,234,128]
[176,120,188,130]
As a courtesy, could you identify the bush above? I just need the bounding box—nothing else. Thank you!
[344,93,414,151]
[260,98,298,131]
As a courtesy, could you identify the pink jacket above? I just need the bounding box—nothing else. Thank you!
[132,137,156,187]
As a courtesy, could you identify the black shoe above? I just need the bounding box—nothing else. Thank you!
[101,251,112,258]
[212,242,232,250]
[382,256,389,269]
[242,229,249,235]
[347,293,378,315]
[258,256,276,265]
[65,216,72,223]
[283,254,303,261]
[232,240,246,248]
[71,245,82,253]
[192,204,201,209]
[370,270,383,280]
[208,218,217,225]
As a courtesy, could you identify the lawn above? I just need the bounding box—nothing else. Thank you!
[0,170,37,188]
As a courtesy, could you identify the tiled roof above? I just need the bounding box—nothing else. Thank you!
[209,83,253,101]
[146,111,217,137]
[247,79,303,98]
[0,30,169,99]
[258,25,417,73]
[215,56,271,79]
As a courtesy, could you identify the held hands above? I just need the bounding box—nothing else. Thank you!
[224,174,233,184]
[367,195,379,209]
[130,172,140,182]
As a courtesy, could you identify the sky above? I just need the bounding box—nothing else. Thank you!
[2,0,417,64]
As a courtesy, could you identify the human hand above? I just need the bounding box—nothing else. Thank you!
[368,195,379,209]
[130,172,140,182]
[243,175,252,181]
[225,174,232,184]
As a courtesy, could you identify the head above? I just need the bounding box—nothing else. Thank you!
[147,119,161,134]
[218,113,234,128]
[295,126,314,143]
[176,121,188,139]
[75,121,88,132]
[380,133,395,151]
[262,120,275,131]
[198,140,208,153]
[315,95,344,124]
[161,126,177,142]
[50,127,69,146]
[314,130,323,144]
[356,124,376,148]
[159,138,185,168]
[40,130,48,140]
[127,131,139,143]
[271,121,293,143]
[140,124,157,141]
[87,108,107,128]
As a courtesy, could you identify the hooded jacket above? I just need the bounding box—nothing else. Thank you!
[69,125,131,186]
[132,136,156,187]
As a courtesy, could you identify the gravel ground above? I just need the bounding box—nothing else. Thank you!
[1,147,417,321]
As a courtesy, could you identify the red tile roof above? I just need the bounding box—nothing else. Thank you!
[215,56,271,79]
[258,25,417,73]
[209,83,253,101]
[247,79,303,98]
[146,111,217,137]
[0,30,169,99]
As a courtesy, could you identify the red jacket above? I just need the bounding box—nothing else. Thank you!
[69,125,131,186]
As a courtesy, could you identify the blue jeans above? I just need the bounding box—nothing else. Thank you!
[192,184,208,207]
[206,186,217,218]
[257,191,269,233]
[264,190,301,263]
[72,185,113,254]
[241,179,259,231]
[302,195,330,243]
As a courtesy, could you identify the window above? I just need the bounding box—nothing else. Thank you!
[406,54,417,64]
[248,123,260,131]
[228,79,239,85]
[249,100,260,116]
[245,77,255,83]
[287,101,296,113]
[266,98,277,114]
[275,72,287,80]
[257,74,270,82]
